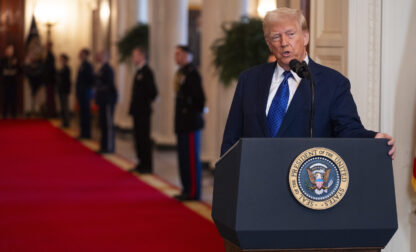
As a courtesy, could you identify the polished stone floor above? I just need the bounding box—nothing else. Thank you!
[70,117,214,204]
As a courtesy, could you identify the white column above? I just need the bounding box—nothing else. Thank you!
[200,0,248,165]
[380,0,416,251]
[112,0,139,129]
[347,0,381,132]
[149,0,188,145]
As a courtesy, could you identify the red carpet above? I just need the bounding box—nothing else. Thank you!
[0,120,223,251]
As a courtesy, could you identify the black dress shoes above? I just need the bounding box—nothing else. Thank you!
[173,193,198,202]
[129,165,152,174]
[96,150,114,155]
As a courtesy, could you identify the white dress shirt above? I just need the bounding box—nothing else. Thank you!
[265,56,309,116]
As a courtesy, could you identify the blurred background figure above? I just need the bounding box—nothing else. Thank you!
[57,53,71,128]
[94,50,117,154]
[267,54,276,63]
[43,42,56,118]
[24,22,44,117]
[1,44,19,118]
[173,45,205,201]
[129,47,158,174]
[76,48,94,139]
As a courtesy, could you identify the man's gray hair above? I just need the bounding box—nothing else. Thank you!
[263,8,309,38]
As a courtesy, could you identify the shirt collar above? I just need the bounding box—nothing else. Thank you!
[137,61,146,70]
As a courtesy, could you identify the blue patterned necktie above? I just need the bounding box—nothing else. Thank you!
[267,71,292,137]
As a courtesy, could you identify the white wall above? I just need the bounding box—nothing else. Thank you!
[380,0,416,251]
[347,0,381,132]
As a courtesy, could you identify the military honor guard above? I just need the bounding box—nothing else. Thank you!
[173,45,206,201]
[75,49,94,139]
[95,51,118,154]
[129,47,158,174]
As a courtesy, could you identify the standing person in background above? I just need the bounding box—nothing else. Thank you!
[43,42,56,118]
[95,51,117,154]
[129,47,158,174]
[173,45,205,201]
[57,54,71,128]
[76,48,94,139]
[1,44,19,118]
[24,38,44,116]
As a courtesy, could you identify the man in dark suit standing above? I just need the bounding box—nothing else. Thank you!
[129,47,158,173]
[43,42,57,118]
[173,45,206,201]
[57,53,71,128]
[1,44,19,118]
[95,51,117,154]
[76,49,94,139]
[221,8,395,158]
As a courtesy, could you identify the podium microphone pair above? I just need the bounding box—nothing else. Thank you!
[289,59,315,138]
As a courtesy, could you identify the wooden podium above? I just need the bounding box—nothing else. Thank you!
[212,139,397,252]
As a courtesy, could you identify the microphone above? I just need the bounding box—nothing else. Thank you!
[289,59,315,138]
[289,59,310,79]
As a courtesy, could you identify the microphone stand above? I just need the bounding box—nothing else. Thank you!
[289,59,315,138]
[305,72,315,138]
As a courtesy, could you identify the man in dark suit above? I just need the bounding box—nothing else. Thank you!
[173,45,206,201]
[129,47,158,173]
[221,8,395,159]
[76,49,94,139]
[43,42,57,118]
[95,51,117,154]
[1,44,19,118]
[57,54,71,128]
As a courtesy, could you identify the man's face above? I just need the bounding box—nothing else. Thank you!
[79,51,86,61]
[59,56,67,66]
[265,17,309,70]
[132,49,144,65]
[174,48,184,65]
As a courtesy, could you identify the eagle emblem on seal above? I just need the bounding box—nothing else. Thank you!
[306,163,333,195]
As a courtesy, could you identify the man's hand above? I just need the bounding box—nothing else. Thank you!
[375,133,396,160]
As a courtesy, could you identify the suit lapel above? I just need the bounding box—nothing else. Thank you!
[257,62,276,137]
[276,59,322,137]
[276,78,309,137]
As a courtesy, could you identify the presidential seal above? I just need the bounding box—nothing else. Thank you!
[288,147,349,210]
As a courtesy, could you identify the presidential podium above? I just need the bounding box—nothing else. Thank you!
[212,138,398,252]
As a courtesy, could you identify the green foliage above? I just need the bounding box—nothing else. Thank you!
[117,23,149,62]
[211,18,270,86]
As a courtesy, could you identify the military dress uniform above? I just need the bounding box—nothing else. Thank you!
[95,63,117,153]
[129,64,158,173]
[1,56,19,118]
[76,60,94,139]
[174,63,205,200]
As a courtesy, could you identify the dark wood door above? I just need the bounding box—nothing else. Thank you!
[0,0,25,115]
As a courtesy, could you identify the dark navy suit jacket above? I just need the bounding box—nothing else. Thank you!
[221,59,376,155]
